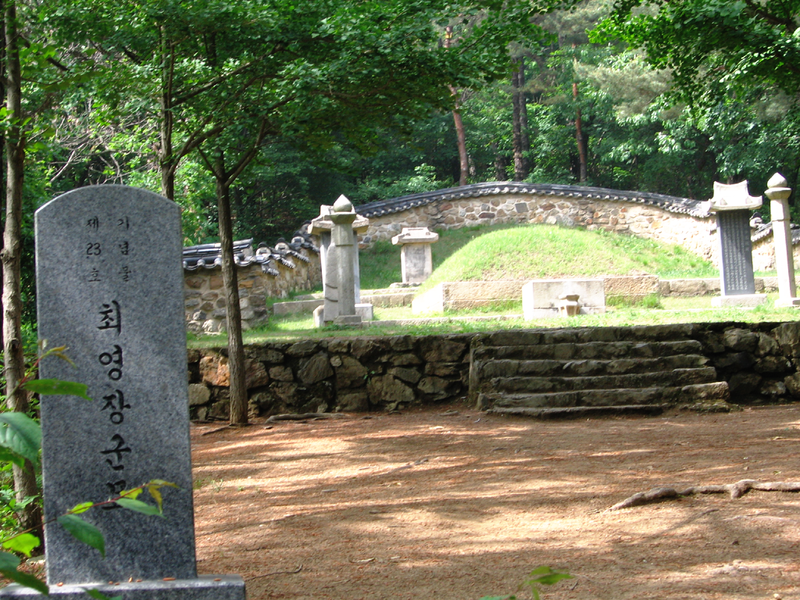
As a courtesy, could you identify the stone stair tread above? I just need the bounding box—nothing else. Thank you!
[487,404,670,419]
[482,381,729,410]
[493,367,718,393]
[473,339,704,362]
[479,324,697,348]
[479,354,709,380]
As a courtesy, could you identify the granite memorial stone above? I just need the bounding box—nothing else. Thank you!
[5,186,246,600]
[708,180,766,307]
[391,227,439,284]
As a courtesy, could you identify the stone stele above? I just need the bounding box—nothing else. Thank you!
[2,186,245,600]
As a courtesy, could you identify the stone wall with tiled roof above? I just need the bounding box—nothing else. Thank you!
[355,181,720,261]
[356,181,711,220]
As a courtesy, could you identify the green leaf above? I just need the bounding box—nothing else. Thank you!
[115,498,163,517]
[525,565,573,586]
[119,487,142,501]
[67,502,94,515]
[0,551,48,595]
[0,550,21,570]
[145,480,178,512]
[24,379,91,401]
[85,589,122,600]
[0,446,25,468]
[0,413,41,466]
[2,533,41,557]
[56,515,105,558]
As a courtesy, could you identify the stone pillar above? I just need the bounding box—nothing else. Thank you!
[330,196,361,325]
[391,227,439,284]
[308,196,372,326]
[709,180,767,307]
[765,173,800,307]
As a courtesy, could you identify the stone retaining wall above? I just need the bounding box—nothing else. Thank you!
[187,321,800,420]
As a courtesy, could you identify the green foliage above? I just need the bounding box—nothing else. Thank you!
[56,514,105,558]
[480,566,573,600]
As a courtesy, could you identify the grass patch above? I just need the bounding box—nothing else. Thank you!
[416,224,717,293]
[185,223,795,346]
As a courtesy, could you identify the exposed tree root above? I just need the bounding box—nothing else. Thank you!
[608,480,800,511]
[265,412,345,423]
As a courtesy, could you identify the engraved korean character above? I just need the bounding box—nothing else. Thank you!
[118,241,130,256]
[118,265,132,282]
[97,301,121,334]
[87,268,101,283]
[99,345,123,380]
[102,390,130,424]
[101,480,127,510]
[100,434,131,470]
[86,216,100,231]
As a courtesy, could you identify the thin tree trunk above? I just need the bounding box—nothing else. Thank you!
[512,57,529,181]
[492,142,508,181]
[214,152,247,425]
[159,26,175,200]
[573,81,587,183]
[452,103,468,187]
[443,27,468,187]
[2,0,41,538]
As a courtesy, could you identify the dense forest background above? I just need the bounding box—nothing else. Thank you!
[11,0,798,251]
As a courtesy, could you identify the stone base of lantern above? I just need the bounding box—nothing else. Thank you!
[712,294,767,308]
[313,303,373,327]
[774,297,800,308]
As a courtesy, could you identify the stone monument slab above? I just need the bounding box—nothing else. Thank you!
[708,179,766,306]
[391,227,439,284]
[10,186,245,600]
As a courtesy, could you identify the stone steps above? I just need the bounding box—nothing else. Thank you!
[480,354,710,379]
[469,327,732,418]
[492,366,718,394]
[473,339,705,362]
[480,382,729,411]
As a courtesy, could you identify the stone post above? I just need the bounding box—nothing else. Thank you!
[330,196,362,326]
[391,227,439,284]
[308,198,372,326]
[709,180,767,307]
[765,173,800,307]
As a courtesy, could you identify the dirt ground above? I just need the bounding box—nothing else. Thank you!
[190,403,800,600]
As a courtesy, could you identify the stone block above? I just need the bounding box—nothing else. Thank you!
[523,279,605,319]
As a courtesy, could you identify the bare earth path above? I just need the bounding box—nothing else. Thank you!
[191,404,800,600]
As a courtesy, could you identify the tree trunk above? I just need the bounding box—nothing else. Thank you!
[214,153,248,425]
[512,57,529,181]
[451,91,468,187]
[573,81,587,183]
[2,0,41,538]
[159,26,175,200]
[492,142,508,181]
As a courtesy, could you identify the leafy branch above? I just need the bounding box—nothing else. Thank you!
[0,479,178,595]
[479,566,573,600]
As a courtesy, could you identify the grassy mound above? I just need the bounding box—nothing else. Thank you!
[413,224,716,292]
